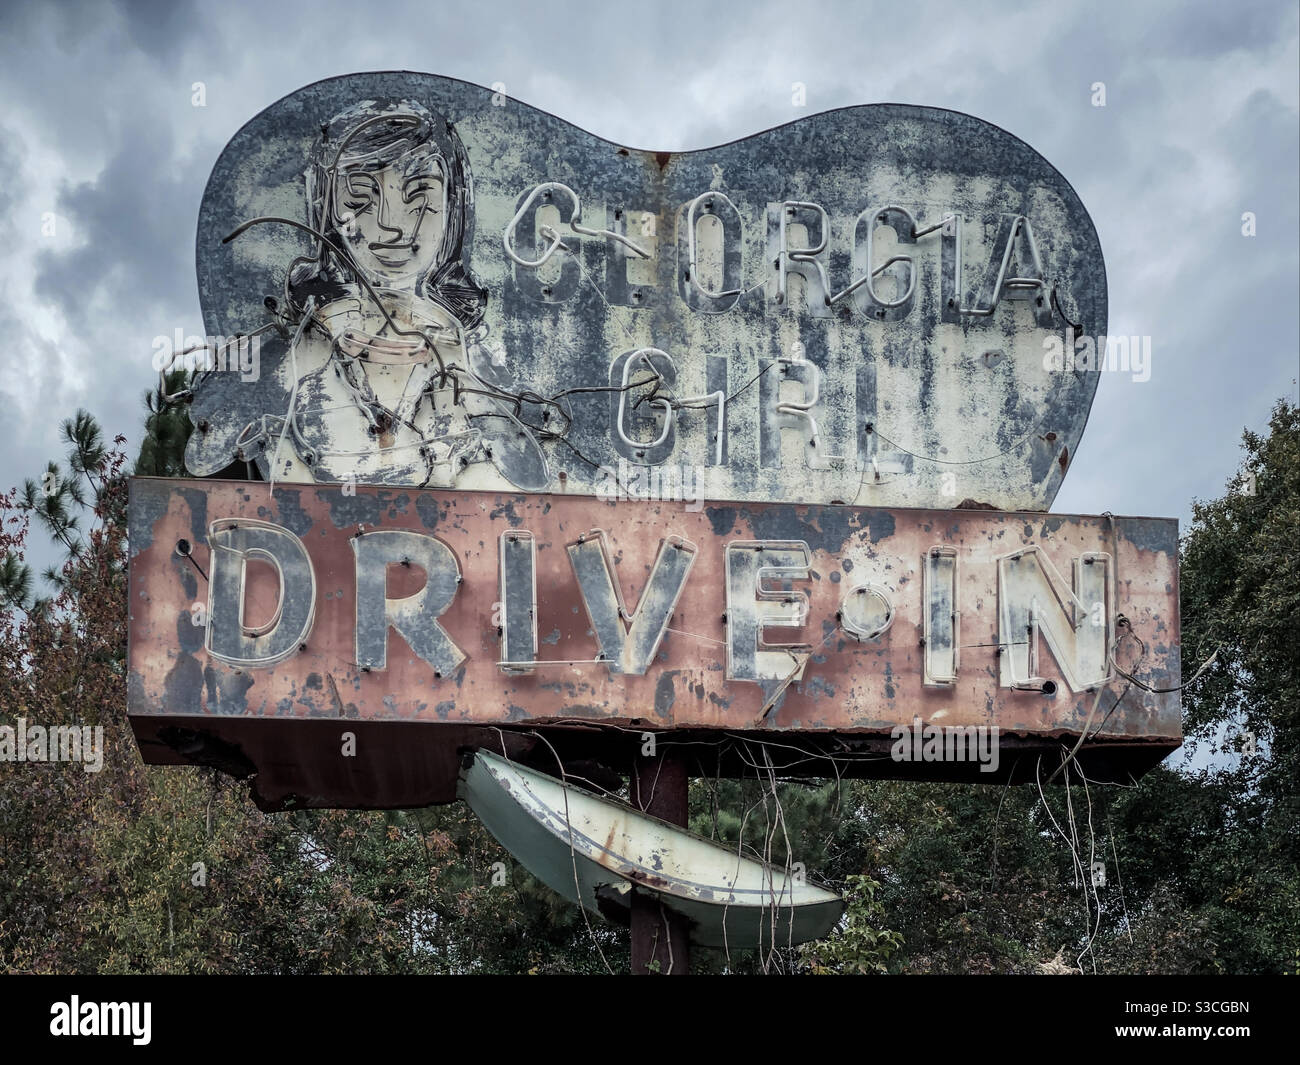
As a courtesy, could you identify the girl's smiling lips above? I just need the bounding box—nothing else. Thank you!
[373,249,414,264]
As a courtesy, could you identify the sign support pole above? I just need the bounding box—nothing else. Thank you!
[630,749,691,974]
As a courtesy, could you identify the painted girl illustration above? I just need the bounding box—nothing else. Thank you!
[192,97,551,491]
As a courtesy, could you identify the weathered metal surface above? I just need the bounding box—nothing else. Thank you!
[459,750,844,950]
[184,72,1105,511]
[128,476,1179,806]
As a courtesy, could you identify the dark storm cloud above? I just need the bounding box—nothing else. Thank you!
[2,0,207,61]
[33,117,208,332]
[116,0,206,62]
[1146,0,1296,59]
[0,0,221,168]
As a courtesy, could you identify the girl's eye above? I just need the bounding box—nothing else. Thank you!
[404,182,439,204]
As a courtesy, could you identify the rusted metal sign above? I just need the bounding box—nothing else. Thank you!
[181,72,1105,512]
[128,477,1179,808]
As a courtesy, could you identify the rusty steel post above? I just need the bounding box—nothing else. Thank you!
[630,750,691,974]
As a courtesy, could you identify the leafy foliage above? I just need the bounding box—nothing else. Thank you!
[802,874,903,973]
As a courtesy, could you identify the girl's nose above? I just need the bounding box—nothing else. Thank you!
[372,186,407,245]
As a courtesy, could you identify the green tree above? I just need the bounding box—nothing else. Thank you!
[135,369,195,477]
[1098,399,1300,973]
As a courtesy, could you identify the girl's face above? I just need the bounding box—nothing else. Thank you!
[332,143,446,285]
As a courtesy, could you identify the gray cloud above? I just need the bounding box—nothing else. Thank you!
[34,116,207,331]
[1145,0,1296,58]
[116,0,206,63]
[0,127,21,223]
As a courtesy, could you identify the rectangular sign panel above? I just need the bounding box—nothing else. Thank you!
[128,477,1180,808]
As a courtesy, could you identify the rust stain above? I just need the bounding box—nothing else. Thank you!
[127,476,1181,806]
[325,672,346,717]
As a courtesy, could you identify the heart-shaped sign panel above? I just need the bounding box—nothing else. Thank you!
[187,72,1105,510]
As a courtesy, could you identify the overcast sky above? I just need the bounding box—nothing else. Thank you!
[0,0,1296,584]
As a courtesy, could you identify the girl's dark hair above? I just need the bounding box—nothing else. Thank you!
[287,97,487,330]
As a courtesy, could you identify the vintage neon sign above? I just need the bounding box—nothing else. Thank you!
[192,510,1115,704]
[186,74,1107,513]
[127,479,1181,804]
